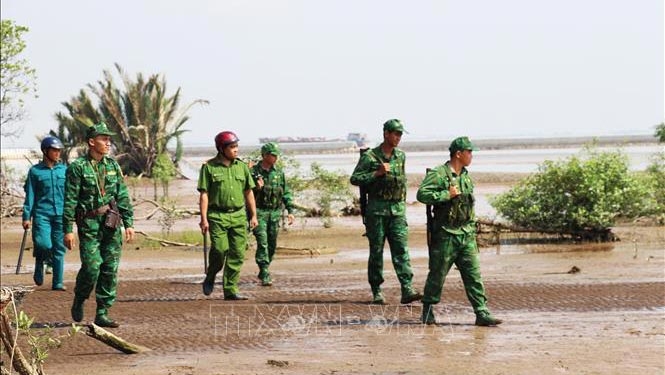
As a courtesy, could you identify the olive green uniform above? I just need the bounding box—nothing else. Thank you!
[416,162,490,314]
[350,146,417,297]
[63,154,133,317]
[251,163,294,279]
[198,155,255,297]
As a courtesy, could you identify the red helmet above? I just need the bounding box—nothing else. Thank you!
[214,131,239,151]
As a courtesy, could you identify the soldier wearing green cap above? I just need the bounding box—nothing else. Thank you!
[64,122,135,328]
[350,119,422,305]
[250,142,296,286]
[417,136,502,326]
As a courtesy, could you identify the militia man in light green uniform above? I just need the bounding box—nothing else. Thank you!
[64,123,135,328]
[350,119,422,305]
[251,142,296,286]
[199,131,258,299]
[417,136,502,326]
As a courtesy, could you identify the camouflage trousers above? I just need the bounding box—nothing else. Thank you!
[365,214,415,295]
[205,209,248,297]
[74,216,122,315]
[253,209,281,273]
[32,214,66,288]
[422,230,489,314]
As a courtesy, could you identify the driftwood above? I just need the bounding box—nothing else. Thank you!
[1,286,148,375]
[132,198,199,220]
[477,218,618,242]
[135,230,198,247]
[1,286,40,375]
[85,324,150,354]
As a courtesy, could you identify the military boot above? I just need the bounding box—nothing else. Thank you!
[400,286,423,304]
[258,268,272,286]
[94,314,120,328]
[422,303,436,325]
[33,258,44,286]
[371,288,385,305]
[71,297,85,322]
[475,311,503,326]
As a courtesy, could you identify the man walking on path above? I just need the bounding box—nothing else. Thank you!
[416,136,502,326]
[22,136,67,290]
[198,131,258,299]
[251,142,296,286]
[64,123,135,328]
[350,119,422,305]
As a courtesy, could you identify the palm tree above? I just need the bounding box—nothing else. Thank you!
[53,63,208,176]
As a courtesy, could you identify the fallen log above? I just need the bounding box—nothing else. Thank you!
[135,230,198,247]
[477,218,618,242]
[84,324,150,354]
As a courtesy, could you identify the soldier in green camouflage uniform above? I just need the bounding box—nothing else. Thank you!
[350,119,422,305]
[416,136,502,326]
[251,142,296,286]
[199,131,257,299]
[64,123,134,328]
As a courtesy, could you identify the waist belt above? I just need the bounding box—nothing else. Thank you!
[83,204,111,218]
[210,206,243,214]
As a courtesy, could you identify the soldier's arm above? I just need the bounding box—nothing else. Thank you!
[63,163,82,234]
[114,164,134,229]
[281,170,295,214]
[416,168,451,205]
[350,154,378,186]
[21,169,35,224]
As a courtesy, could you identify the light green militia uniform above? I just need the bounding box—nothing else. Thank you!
[63,154,133,317]
[416,162,490,314]
[251,162,295,279]
[350,146,416,297]
[198,155,255,297]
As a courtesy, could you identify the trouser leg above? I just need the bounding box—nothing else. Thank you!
[223,211,248,296]
[456,234,489,314]
[365,214,386,292]
[422,233,456,304]
[95,227,122,315]
[385,215,415,294]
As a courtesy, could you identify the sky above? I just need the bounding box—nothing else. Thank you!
[2,0,664,148]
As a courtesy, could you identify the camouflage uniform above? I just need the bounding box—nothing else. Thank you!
[417,136,501,326]
[350,120,420,303]
[22,160,67,289]
[64,124,133,322]
[251,143,295,284]
[198,154,255,297]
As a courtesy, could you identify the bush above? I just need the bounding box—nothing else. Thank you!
[490,146,656,233]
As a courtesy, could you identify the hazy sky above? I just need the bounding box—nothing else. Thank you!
[3,0,664,148]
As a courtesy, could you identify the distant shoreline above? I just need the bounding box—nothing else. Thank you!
[181,134,658,156]
[0,134,658,159]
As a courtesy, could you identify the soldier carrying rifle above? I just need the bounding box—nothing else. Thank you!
[350,119,422,305]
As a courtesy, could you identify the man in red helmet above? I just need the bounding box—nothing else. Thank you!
[198,131,258,299]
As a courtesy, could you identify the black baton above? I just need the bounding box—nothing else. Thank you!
[16,228,29,274]
[203,232,208,274]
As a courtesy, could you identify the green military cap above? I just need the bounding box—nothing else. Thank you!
[449,136,479,153]
[382,119,408,134]
[86,122,116,139]
[261,142,282,156]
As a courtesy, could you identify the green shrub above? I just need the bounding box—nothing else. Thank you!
[491,146,655,232]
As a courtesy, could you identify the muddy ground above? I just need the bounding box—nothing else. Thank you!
[1,178,664,375]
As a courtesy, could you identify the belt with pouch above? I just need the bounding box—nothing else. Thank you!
[83,204,111,218]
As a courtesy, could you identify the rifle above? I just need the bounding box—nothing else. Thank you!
[16,228,29,274]
[425,168,433,250]
[358,148,369,230]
